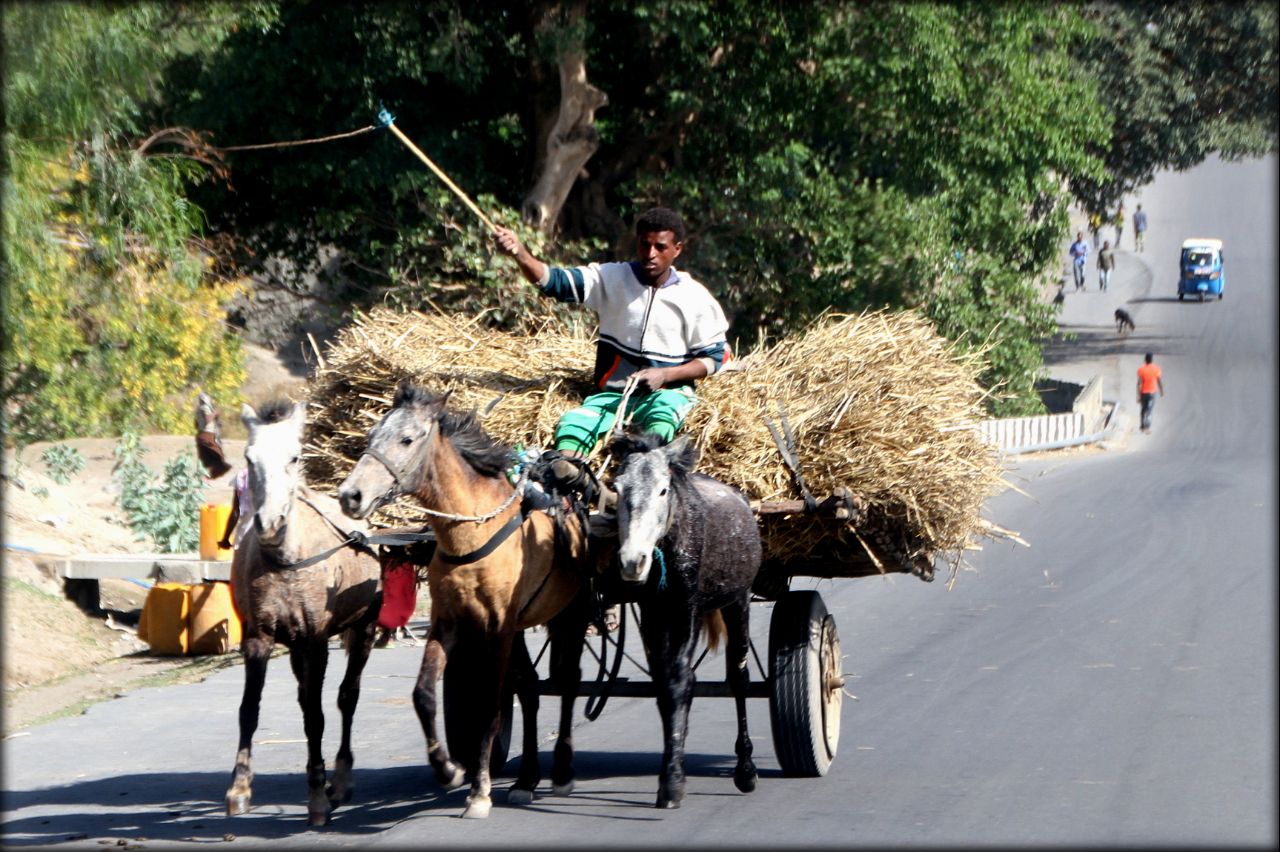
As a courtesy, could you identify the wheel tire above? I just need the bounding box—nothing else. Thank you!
[768,590,843,777]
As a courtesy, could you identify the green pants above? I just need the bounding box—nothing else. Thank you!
[554,388,696,456]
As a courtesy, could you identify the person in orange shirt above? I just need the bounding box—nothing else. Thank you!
[1136,352,1165,434]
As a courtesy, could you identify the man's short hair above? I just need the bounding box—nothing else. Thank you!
[1144,352,1154,363]
[635,207,686,244]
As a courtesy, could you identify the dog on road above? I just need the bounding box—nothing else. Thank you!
[1114,307,1136,335]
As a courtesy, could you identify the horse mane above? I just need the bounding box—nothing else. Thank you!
[256,399,297,425]
[394,382,514,479]
[440,408,514,479]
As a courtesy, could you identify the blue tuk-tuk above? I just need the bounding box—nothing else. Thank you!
[1178,238,1225,301]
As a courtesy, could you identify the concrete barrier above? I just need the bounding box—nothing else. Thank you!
[977,411,1086,452]
[1072,374,1105,432]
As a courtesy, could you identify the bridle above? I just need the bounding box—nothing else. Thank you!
[346,410,535,566]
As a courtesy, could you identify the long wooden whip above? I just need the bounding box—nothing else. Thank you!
[377,108,497,232]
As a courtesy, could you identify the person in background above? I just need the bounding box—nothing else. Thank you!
[1088,211,1103,249]
[194,392,232,479]
[1097,239,1117,292]
[1069,231,1090,291]
[1136,352,1165,434]
[1114,202,1125,249]
[1133,203,1148,253]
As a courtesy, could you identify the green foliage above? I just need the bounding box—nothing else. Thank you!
[378,189,604,333]
[40,443,86,485]
[33,0,1269,425]
[1070,1,1279,212]
[157,1,1115,413]
[1,3,254,444]
[112,433,206,553]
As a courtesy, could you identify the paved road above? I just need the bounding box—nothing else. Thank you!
[2,155,1275,849]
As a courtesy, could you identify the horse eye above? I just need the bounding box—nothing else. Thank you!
[659,487,668,497]
[290,455,299,465]
[400,435,413,446]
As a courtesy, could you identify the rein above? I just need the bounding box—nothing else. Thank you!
[358,448,529,524]
[436,511,524,565]
[262,494,435,571]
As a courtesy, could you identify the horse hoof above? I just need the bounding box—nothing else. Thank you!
[436,762,465,790]
[307,809,330,827]
[326,784,353,807]
[551,780,575,797]
[461,797,492,819]
[225,794,251,816]
[735,766,758,793]
[655,797,681,810]
[507,787,535,805]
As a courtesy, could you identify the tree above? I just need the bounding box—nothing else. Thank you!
[150,1,1274,419]
[1,3,266,444]
[1069,1,1279,213]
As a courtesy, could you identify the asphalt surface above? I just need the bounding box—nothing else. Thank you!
[2,154,1275,849]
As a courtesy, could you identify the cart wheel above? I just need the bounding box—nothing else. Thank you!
[444,676,514,777]
[768,590,843,777]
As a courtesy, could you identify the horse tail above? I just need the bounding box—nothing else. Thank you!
[702,610,726,654]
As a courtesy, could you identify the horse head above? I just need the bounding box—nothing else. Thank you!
[612,431,697,585]
[241,399,307,548]
[338,383,451,520]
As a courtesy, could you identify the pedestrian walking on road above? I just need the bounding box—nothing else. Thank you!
[1136,352,1165,434]
[1069,231,1090,291]
[1114,202,1125,250]
[1133,204,1148,253]
[1097,240,1117,292]
[1089,211,1103,249]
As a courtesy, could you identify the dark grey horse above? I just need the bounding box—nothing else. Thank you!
[609,430,762,808]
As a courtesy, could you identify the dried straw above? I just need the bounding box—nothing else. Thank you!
[304,306,1015,582]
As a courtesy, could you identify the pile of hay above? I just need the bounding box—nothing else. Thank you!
[304,307,1015,585]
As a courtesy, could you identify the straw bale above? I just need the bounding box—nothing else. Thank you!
[303,306,1012,581]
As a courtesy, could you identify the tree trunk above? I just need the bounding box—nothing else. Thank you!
[521,1,607,234]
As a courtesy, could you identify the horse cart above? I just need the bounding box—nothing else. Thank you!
[379,481,913,781]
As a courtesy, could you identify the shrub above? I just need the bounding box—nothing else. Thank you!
[40,443,85,485]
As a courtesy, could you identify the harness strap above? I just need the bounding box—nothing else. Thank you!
[362,446,413,495]
[268,495,435,570]
[436,511,523,565]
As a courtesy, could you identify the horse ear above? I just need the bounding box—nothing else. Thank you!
[663,434,698,473]
[241,403,260,431]
[288,401,307,430]
[424,388,452,419]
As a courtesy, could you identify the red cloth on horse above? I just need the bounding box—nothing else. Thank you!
[378,558,417,630]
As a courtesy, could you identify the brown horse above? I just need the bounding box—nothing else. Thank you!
[337,383,591,819]
[224,400,384,826]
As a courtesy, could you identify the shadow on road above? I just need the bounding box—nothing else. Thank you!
[1041,326,1195,365]
[1127,295,1223,304]
[0,750,777,844]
